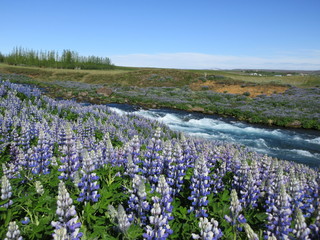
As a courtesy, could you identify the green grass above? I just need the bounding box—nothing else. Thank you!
[1,63,319,87]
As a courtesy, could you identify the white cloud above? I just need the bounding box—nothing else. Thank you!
[111,52,320,70]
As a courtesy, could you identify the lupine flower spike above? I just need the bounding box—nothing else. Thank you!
[1,174,13,208]
[51,181,83,240]
[192,217,223,240]
[224,189,246,232]
[4,221,23,240]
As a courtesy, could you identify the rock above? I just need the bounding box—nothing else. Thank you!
[79,91,88,97]
[66,91,73,97]
[286,120,302,128]
[191,106,205,112]
[96,87,113,97]
[267,119,274,125]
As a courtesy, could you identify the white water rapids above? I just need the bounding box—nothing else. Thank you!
[107,104,320,168]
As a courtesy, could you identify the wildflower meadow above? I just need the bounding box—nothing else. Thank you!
[0,79,319,239]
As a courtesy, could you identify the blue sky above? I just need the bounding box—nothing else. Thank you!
[1,0,320,69]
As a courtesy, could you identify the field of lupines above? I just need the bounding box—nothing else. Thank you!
[0,80,319,239]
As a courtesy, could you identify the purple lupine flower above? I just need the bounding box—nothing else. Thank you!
[155,175,173,221]
[224,189,246,232]
[124,154,139,178]
[298,172,316,218]
[2,162,20,180]
[162,140,173,177]
[1,174,13,208]
[130,135,141,165]
[265,185,292,240]
[4,221,23,240]
[143,127,163,189]
[58,124,80,180]
[51,181,83,240]
[310,198,320,238]
[144,175,173,239]
[30,129,53,175]
[211,160,226,195]
[188,155,211,217]
[293,207,311,240]
[143,197,173,240]
[18,123,31,151]
[78,150,100,203]
[179,133,193,168]
[21,217,30,225]
[235,160,261,209]
[127,174,150,225]
[166,142,186,196]
[191,217,223,240]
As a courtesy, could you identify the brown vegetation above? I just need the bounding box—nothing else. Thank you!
[190,80,288,97]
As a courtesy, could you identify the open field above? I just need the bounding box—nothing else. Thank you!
[1,63,320,88]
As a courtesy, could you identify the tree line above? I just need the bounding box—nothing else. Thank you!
[0,47,114,70]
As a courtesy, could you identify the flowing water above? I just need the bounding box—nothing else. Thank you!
[107,104,320,168]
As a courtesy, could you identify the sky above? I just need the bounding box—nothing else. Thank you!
[1,0,320,70]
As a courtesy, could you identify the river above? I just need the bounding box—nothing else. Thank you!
[106,103,320,168]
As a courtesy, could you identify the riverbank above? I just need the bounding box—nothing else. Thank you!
[1,68,320,130]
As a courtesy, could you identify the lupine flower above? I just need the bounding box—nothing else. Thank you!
[34,181,44,195]
[58,124,80,180]
[143,127,163,189]
[243,223,259,240]
[30,128,52,174]
[51,156,58,166]
[293,207,311,239]
[51,181,83,240]
[130,135,141,165]
[224,189,246,231]
[21,217,30,225]
[107,204,132,235]
[144,175,173,239]
[78,150,100,203]
[124,154,139,178]
[1,174,13,208]
[310,198,320,238]
[117,204,132,234]
[211,160,226,195]
[191,217,223,240]
[143,197,173,240]
[4,221,22,240]
[166,142,187,196]
[265,185,292,240]
[127,174,149,225]
[188,155,211,217]
[53,227,68,240]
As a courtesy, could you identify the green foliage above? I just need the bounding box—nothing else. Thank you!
[95,130,104,141]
